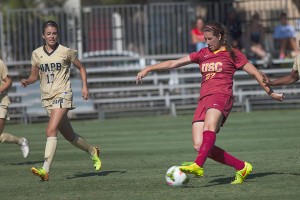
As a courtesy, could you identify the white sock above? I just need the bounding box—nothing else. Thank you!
[42,137,57,173]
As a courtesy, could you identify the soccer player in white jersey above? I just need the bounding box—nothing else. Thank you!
[0,59,29,158]
[21,21,101,181]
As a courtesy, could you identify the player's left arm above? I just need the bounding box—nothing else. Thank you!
[242,63,284,101]
[0,75,12,94]
[72,58,89,100]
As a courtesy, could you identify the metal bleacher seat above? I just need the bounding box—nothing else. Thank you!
[88,65,300,119]
[9,78,97,123]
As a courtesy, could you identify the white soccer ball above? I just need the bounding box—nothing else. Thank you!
[165,166,189,187]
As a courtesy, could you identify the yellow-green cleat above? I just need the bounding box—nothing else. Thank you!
[92,147,101,171]
[31,167,49,181]
[179,163,204,177]
[180,161,194,166]
[231,162,253,184]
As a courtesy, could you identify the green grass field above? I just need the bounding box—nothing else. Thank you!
[1,109,300,200]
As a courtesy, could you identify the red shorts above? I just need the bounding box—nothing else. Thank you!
[192,93,233,126]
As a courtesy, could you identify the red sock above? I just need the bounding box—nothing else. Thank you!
[208,145,244,170]
[194,131,216,167]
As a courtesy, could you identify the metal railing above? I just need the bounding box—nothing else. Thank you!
[0,0,299,65]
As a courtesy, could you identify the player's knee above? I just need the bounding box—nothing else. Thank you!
[69,133,78,143]
[203,125,219,133]
[193,144,201,152]
[45,127,57,137]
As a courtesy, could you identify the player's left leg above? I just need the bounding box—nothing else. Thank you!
[231,162,253,184]
[208,145,252,184]
[59,114,101,171]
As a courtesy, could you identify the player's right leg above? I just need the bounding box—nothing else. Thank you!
[31,108,64,181]
[180,107,222,177]
[31,136,57,181]
[31,166,49,181]
[179,163,204,177]
[180,121,204,168]
[179,121,205,176]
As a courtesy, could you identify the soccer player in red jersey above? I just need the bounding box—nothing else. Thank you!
[136,22,284,184]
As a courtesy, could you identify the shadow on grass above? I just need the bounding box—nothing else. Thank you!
[10,160,43,165]
[203,172,300,187]
[65,170,127,179]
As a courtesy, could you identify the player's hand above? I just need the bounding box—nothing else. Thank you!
[82,87,89,100]
[260,71,270,85]
[136,69,148,84]
[21,79,28,88]
[270,92,285,101]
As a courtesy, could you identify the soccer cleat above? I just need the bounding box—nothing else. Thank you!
[31,167,49,181]
[180,161,194,166]
[179,163,204,177]
[231,162,253,184]
[92,147,101,171]
[19,138,29,158]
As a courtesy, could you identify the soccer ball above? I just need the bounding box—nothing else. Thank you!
[165,166,189,187]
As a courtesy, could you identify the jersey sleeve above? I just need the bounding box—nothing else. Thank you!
[67,49,78,62]
[31,51,39,67]
[233,49,248,69]
[189,49,205,63]
[0,59,9,79]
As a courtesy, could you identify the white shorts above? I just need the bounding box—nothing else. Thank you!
[0,105,10,120]
[42,92,75,116]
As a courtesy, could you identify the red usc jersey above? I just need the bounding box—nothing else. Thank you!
[189,47,248,98]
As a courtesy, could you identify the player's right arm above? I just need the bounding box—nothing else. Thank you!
[136,55,192,84]
[261,69,299,86]
[21,65,39,87]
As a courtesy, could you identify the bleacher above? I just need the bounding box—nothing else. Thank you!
[6,59,300,123]
[7,58,300,123]
[83,64,300,120]
[7,78,97,123]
